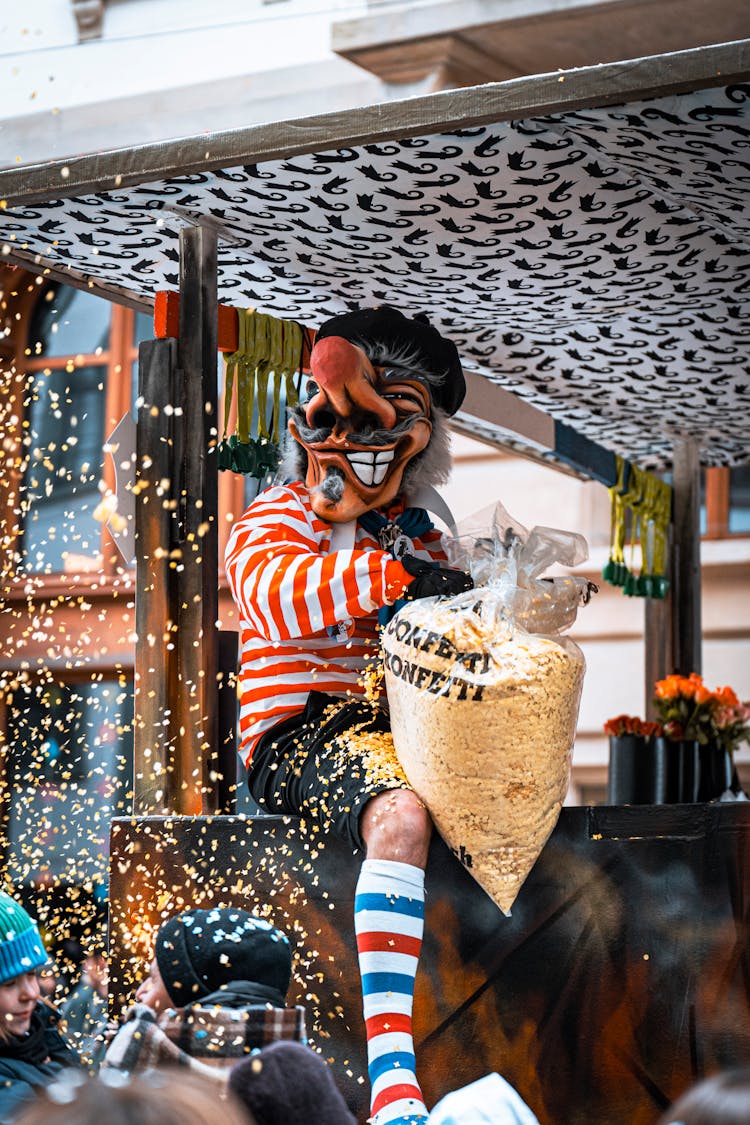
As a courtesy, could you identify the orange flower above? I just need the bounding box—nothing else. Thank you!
[653,672,747,750]
[604,714,632,737]
[686,673,709,701]
[604,714,663,739]
[654,672,714,744]
[714,684,739,708]
[654,675,684,700]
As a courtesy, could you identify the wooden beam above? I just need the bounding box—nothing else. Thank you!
[331,0,750,87]
[458,369,621,487]
[0,247,153,315]
[133,235,223,817]
[644,591,674,717]
[459,369,554,451]
[2,41,748,206]
[217,630,239,815]
[704,466,730,540]
[553,420,619,489]
[155,290,242,355]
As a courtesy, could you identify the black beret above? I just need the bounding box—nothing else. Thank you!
[155,907,292,1007]
[316,305,466,416]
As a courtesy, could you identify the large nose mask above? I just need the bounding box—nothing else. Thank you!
[304,337,397,434]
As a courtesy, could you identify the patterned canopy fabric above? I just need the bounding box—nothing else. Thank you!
[2,79,749,469]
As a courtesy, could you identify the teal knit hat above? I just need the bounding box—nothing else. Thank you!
[0,892,48,984]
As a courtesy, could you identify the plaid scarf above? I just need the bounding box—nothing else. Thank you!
[102,1001,307,1084]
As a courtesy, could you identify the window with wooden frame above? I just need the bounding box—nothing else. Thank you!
[0,272,143,928]
[704,465,750,539]
[1,270,243,583]
[1,274,150,578]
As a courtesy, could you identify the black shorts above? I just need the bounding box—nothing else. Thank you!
[246,691,411,853]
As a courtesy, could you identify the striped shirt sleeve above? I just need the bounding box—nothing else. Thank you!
[225,484,413,642]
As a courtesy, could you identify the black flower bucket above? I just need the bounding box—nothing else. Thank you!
[697,742,734,802]
[652,737,700,804]
[607,735,669,804]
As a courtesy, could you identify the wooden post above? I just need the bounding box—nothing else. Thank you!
[132,228,219,815]
[175,223,219,814]
[133,337,181,814]
[217,630,239,814]
[644,592,673,718]
[671,438,702,676]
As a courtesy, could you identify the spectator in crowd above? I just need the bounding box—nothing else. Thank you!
[426,1072,540,1125]
[36,964,60,1005]
[12,1069,251,1125]
[59,946,108,1069]
[0,891,81,1123]
[228,1040,356,1125]
[656,1068,750,1125]
[102,906,305,1085]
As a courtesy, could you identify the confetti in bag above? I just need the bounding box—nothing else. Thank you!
[382,503,592,915]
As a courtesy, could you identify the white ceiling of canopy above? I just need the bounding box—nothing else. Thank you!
[2,44,749,471]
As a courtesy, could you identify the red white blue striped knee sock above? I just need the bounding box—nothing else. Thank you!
[355,858,429,1125]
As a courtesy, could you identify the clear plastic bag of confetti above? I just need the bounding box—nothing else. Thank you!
[382,504,590,915]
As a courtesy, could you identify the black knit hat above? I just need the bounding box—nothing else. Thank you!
[155,908,292,1007]
[316,305,466,416]
[229,1041,357,1125]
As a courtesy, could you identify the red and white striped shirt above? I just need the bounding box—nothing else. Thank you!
[224,481,447,766]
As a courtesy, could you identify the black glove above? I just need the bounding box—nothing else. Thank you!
[400,553,474,600]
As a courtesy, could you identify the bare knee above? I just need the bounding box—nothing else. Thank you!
[360,789,432,868]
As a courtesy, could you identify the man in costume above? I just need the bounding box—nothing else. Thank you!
[225,306,472,1125]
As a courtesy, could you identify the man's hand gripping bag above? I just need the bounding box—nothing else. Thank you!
[382,504,593,915]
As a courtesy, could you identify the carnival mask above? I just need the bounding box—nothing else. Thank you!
[286,306,465,522]
[289,335,434,523]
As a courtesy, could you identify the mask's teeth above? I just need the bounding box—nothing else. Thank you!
[346,452,374,486]
[345,449,394,488]
[353,464,375,485]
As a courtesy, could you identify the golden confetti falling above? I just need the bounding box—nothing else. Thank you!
[0,272,392,1104]
[1,277,140,973]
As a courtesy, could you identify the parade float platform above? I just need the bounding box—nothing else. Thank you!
[109,802,750,1125]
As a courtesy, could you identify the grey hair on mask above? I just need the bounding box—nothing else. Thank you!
[345,336,447,398]
[401,405,452,492]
